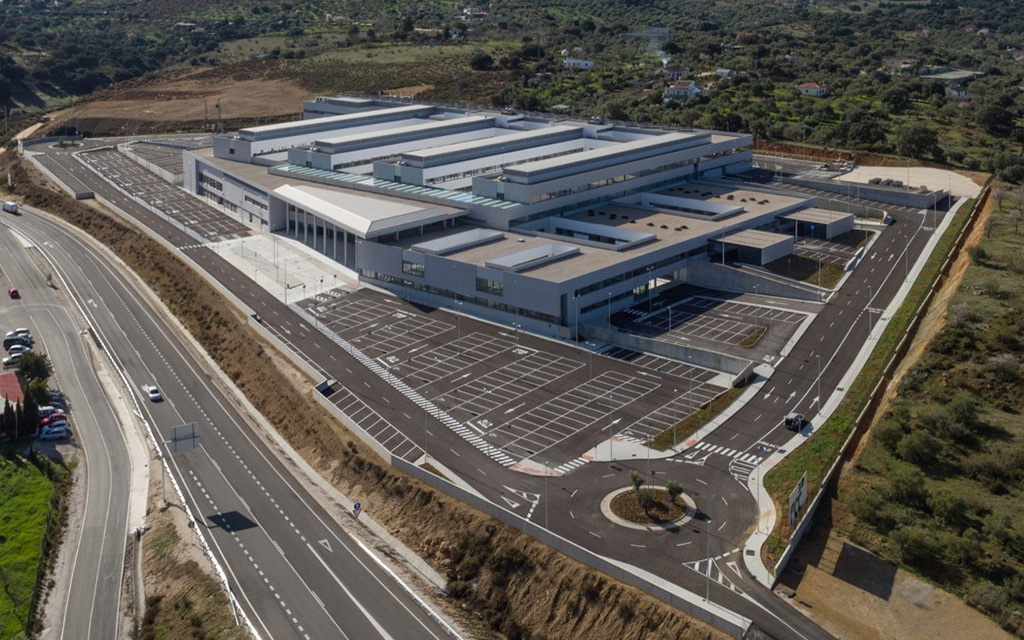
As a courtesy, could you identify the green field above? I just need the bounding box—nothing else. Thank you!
[0,452,60,639]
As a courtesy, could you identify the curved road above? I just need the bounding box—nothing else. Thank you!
[5,207,458,640]
[0,218,131,639]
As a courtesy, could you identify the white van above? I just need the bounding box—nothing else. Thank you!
[2,202,17,214]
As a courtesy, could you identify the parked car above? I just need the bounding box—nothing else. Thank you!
[6,328,31,338]
[143,384,162,402]
[38,406,59,418]
[38,426,68,440]
[3,335,32,350]
[8,288,19,299]
[39,414,68,427]
[7,344,31,355]
[2,353,23,367]
[784,412,806,431]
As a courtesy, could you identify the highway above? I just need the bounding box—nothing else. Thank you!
[4,207,458,640]
[25,138,953,638]
[0,217,131,639]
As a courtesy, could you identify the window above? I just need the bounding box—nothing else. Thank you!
[476,278,503,296]
[402,261,425,278]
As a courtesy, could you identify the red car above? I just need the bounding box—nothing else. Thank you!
[40,413,68,427]
[7,288,19,299]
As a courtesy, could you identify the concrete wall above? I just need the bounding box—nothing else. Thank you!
[686,260,822,302]
[583,324,753,376]
[120,145,182,186]
[781,176,945,209]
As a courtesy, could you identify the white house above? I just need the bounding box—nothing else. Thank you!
[715,68,733,78]
[945,85,969,98]
[664,81,701,100]
[797,82,827,97]
[563,58,595,71]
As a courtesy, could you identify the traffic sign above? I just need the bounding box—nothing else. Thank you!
[353,502,362,519]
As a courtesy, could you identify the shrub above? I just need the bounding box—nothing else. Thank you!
[927,490,969,532]
[897,429,941,467]
[665,479,683,504]
[873,417,907,452]
[889,525,938,567]
[886,467,929,508]
[987,353,1020,381]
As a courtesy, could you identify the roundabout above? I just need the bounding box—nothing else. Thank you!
[600,485,697,532]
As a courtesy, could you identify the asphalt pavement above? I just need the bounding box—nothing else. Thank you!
[0,216,132,639]
[5,205,458,639]
[23,137,951,638]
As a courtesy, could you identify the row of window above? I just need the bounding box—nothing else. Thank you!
[402,260,425,277]
[574,245,706,298]
[199,173,223,191]
[527,156,700,204]
[244,194,268,211]
[359,270,558,324]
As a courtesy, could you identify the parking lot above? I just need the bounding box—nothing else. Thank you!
[616,294,807,357]
[292,288,731,472]
[76,147,250,241]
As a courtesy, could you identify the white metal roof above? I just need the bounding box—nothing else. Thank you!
[273,184,465,238]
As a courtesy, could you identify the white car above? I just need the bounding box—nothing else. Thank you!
[143,384,162,402]
[2,353,23,367]
[7,344,31,355]
[7,328,30,338]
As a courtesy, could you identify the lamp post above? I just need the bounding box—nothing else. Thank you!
[574,294,580,343]
[455,300,463,353]
[544,462,550,531]
[673,388,678,452]
[816,353,821,410]
[648,266,654,312]
[585,341,596,402]
[512,322,522,380]
[607,292,612,331]
[706,517,713,602]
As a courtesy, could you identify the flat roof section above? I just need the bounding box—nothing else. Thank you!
[314,115,493,152]
[274,183,465,239]
[779,209,855,226]
[237,104,434,140]
[270,164,524,210]
[503,131,705,184]
[412,228,504,255]
[717,229,792,249]
[401,125,582,168]
[485,243,581,273]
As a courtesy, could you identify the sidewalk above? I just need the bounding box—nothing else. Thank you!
[741,197,969,587]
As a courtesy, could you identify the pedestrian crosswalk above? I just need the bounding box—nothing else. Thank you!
[553,456,590,474]
[687,440,764,464]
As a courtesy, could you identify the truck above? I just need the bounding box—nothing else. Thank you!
[2,202,18,214]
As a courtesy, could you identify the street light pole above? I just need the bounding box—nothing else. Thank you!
[673,388,678,452]
[706,517,713,602]
[816,353,821,410]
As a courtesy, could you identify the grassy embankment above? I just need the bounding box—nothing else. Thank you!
[837,193,1024,636]
[1,151,728,639]
[762,192,980,571]
[0,450,69,640]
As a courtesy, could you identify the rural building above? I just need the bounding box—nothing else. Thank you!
[563,59,595,71]
[797,82,827,97]
[664,81,701,100]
